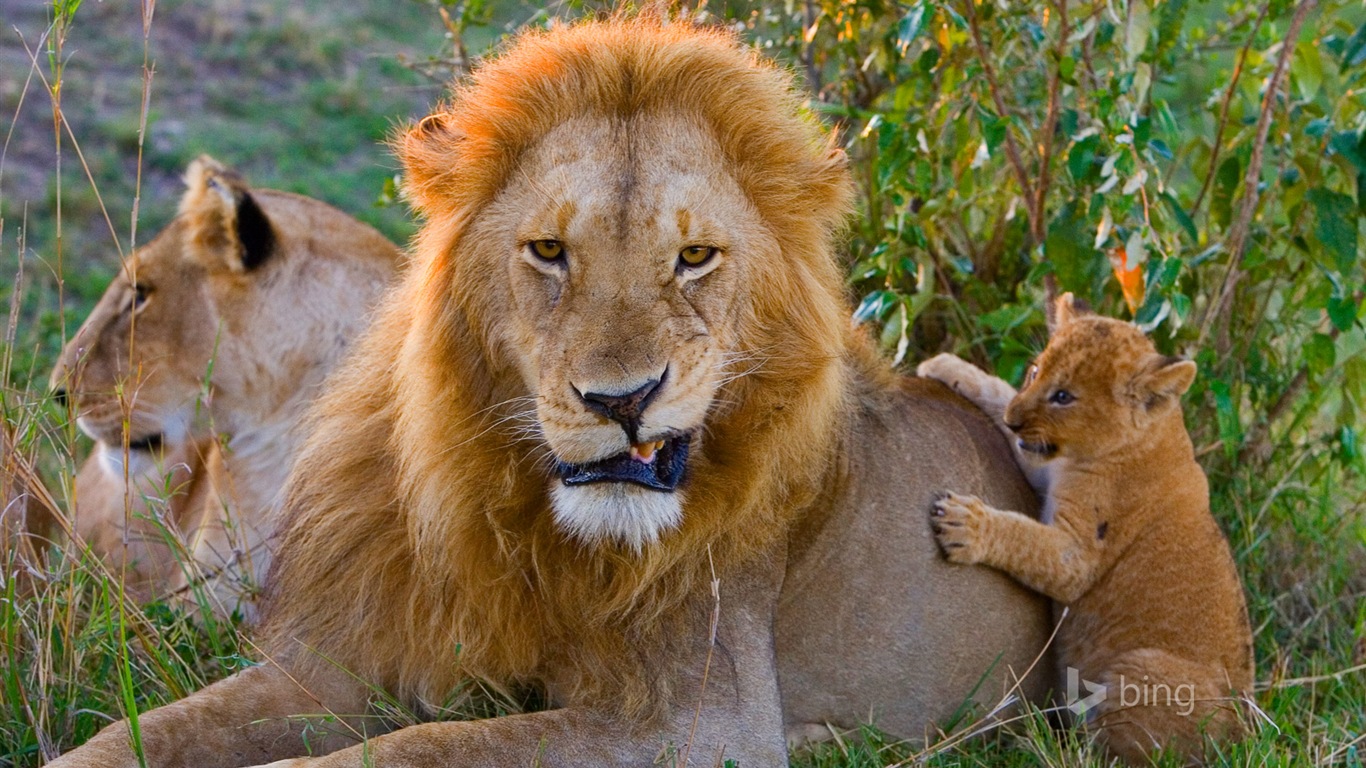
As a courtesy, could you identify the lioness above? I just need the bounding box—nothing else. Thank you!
[923,295,1254,764]
[50,19,1049,766]
[50,157,401,616]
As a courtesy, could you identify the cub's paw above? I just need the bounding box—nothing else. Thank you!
[930,491,991,564]
[916,353,980,394]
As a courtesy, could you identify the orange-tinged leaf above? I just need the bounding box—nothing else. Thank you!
[1109,247,1144,316]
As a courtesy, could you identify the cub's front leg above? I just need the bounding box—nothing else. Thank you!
[917,355,1051,493]
[916,353,1017,423]
[930,491,1100,604]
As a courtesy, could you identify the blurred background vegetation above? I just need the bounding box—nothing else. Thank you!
[1,0,1364,765]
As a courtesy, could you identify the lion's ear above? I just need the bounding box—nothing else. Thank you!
[1129,353,1197,410]
[178,155,276,273]
[396,112,467,217]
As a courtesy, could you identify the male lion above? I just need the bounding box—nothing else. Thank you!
[50,19,1049,766]
[50,157,401,617]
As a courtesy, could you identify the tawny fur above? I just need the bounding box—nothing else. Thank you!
[49,18,1052,768]
[50,157,401,616]
[924,295,1255,765]
[1,428,53,591]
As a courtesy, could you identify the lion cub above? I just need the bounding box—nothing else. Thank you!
[918,294,1253,765]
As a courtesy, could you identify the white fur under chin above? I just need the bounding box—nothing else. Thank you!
[550,483,683,551]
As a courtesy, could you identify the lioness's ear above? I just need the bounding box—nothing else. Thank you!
[1130,354,1197,409]
[178,155,276,273]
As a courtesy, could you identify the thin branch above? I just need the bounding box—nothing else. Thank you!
[1199,0,1318,353]
[1189,0,1271,218]
[1034,0,1070,306]
[801,0,824,99]
[962,0,1038,238]
[1033,0,1069,244]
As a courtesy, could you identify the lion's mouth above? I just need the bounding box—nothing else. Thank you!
[1018,439,1057,457]
[556,434,691,492]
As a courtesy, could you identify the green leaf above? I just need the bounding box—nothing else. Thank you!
[897,3,928,55]
[1155,0,1187,58]
[1308,187,1359,272]
[1211,155,1241,230]
[1160,191,1197,241]
[1342,20,1366,69]
[1209,379,1241,460]
[1125,0,1151,65]
[1330,131,1366,173]
[854,290,897,324]
[1045,201,1106,304]
[978,107,1006,153]
[1292,40,1323,101]
[1340,426,1359,462]
[1328,295,1358,332]
[1068,135,1099,182]
[1306,332,1337,376]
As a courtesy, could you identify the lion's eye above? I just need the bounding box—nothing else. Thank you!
[529,240,565,262]
[1025,364,1039,386]
[678,245,719,269]
[1049,389,1074,405]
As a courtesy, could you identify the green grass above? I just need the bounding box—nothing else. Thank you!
[2,1,1364,766]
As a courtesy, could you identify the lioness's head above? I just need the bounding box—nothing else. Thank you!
[1004,293,1196,461]
[51,156,399,475]
[396,19,853,549]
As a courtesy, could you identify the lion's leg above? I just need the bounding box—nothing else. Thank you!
[930,491,1100,604]
[257,704,786,768]
[46,662,369,768]
[257,553,790,768]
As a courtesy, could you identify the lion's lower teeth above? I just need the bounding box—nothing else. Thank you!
[630,441,663,463]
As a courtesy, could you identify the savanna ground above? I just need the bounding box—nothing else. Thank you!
[1,1,1364,766]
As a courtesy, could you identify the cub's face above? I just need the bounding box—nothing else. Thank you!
[1004,312,1196,462]
[464,114,777,548]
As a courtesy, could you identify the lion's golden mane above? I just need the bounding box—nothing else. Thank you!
[262,18,857,720]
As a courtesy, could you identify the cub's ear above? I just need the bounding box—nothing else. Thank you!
[178,155,275,273]
[1130,354,1197,409]
[1046,292,1093,335]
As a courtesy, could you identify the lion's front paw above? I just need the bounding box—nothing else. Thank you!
[930,491,991,564]
[916,353,978,393]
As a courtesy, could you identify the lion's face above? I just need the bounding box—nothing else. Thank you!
[51,226,217,461]
[1004,298,1196,461]
[465,115,776,547]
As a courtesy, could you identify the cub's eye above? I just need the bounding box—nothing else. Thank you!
[529,240,565,262]
[1048,389,1074,405]
[1024,364,1039,386]
[678,245,719,269]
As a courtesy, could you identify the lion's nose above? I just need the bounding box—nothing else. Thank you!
[577,377,662,435]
